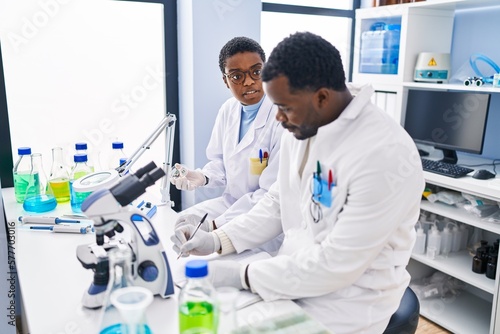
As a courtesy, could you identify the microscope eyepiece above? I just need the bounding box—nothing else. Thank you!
[110,162,166,206]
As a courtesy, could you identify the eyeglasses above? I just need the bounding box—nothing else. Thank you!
[310,173,323,223]
[224,66,262,85]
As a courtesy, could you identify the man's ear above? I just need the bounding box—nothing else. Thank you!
[315,88,330,109]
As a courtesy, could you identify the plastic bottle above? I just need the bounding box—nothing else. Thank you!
[69,154,93,212]
[48,147,70,203]
[178,259,218,334]
[440,225,452,257]
[98,248,154,334]
[426,224,442,260]
[13,147,34,203]
[459,223,469,251]
[413,223,427,255]
[109,142,127,170]
[451,223,462,253]
[75,142,95,172]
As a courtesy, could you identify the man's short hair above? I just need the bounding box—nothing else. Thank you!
[262,32,346,92]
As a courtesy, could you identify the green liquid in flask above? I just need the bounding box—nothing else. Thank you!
[179,301,216,334]
[99,324,153,334]
[14,172,39,203]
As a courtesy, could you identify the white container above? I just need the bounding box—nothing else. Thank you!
[440,226,452,257]
[427,225,442,260]
[413,226,427,255]
[451,224,462,253]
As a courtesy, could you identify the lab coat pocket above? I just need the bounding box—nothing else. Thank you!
[249,157,268,175]
[310,185,348,241]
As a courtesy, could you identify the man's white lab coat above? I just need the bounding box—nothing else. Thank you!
[184,95,283,227]
[219,85,425,334]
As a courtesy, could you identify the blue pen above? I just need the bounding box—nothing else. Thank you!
[29,225,93,234]
[259,149,263,163]
[19,216,81,225]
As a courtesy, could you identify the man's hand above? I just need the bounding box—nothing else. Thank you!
[171,225,220,257]
[170,163,206,191]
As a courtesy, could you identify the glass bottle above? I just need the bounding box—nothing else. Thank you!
[98,247,153,334]
[13,147,33,203]
[76,142,95,172]
[70,154,93,212]
[179,260,218,334]
[49,147,70,203]
[486,240,499,280]
[472,240,489,274]
[109,141,127,170]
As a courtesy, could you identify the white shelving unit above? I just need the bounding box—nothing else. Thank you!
[353,1,500,333]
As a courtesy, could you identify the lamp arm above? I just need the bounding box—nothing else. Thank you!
[117,114,176,176]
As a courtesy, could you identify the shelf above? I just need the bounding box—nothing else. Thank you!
[418,289,492,334]
[424,171,500,203]
[412,250,495,294]
[420,201,500,236]
[403,82,500,93]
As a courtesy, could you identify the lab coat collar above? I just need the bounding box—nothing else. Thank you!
[316,83,374,137]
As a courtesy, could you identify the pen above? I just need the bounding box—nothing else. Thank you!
[328,169,333,191]
[19,215,81,225]
[259,149,263,164]
[263,151,269,159]
[29,225,93,234]
[316,161,322,181]
[177,213,208,259]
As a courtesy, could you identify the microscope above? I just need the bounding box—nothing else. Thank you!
[76,161,175,309]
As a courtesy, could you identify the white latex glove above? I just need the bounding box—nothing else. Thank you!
[170,163,206,191]
[175,214,213,232]
[170,225,220,257]
[208,260,246,290]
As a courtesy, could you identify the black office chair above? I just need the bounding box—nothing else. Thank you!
[383,287,420,334]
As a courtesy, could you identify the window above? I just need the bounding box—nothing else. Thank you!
[261,1,359,80]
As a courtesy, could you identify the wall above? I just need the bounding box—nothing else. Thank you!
[177,0,261,209]
[450,5,500,160]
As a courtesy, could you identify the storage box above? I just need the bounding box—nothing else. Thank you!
[359,22,401,74]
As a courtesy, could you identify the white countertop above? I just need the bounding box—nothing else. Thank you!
[4,187,302,334]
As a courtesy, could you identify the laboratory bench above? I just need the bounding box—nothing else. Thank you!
[3,187,302,334]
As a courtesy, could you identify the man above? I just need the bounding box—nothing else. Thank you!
[170,36,283,233]
[172,32,424,333]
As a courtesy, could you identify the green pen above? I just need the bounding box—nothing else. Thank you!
[316,161,322,181]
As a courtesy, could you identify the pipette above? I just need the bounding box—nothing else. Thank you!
[19,215,81,224]
[29,225,94,234]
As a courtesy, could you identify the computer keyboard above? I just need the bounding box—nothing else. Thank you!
[421,158,474,178]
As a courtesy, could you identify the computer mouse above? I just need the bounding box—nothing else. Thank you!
[472,169,496,180]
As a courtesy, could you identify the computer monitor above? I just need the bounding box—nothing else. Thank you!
[403,89,491,164]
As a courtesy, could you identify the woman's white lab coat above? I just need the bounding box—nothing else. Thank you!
[219,85,425,334]
[183,95,283,227]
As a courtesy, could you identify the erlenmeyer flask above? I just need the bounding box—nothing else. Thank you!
[109,286,154,334]
[49,147,70,203]
[99,247,145,334]
[23,153,57,213]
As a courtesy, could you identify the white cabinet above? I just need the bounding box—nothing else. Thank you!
[408,172,500,334]
[353,1,500,333]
